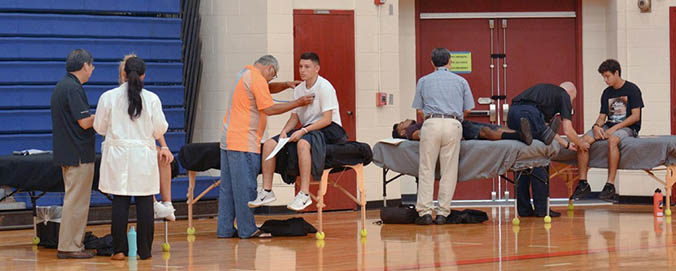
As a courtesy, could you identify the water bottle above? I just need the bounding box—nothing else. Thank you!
[128,226,137,257]
[654,189,664,217]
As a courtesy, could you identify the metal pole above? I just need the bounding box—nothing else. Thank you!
[489,19,497,201]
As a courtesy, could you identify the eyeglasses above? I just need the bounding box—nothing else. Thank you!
[271,66,278,80]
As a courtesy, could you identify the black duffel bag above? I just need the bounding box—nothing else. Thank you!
[446,209,489,224]
[380,205,417,224]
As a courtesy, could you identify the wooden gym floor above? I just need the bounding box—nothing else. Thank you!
[0,205,675,270]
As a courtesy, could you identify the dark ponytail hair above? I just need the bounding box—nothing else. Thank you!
[124,57,146,120]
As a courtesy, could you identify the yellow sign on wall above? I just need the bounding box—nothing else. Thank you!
[450,51,471,74]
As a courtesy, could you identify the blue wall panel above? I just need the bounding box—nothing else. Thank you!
[0,13,181,39]
[0,38,182,61]
[0,108,184,133]
[0,1,187,209]
[0,131,185,155]
[0,0,180,14]
[0,61,183,85]
[0,85,184,109]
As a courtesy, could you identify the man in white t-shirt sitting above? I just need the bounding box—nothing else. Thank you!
[249,52,346,211]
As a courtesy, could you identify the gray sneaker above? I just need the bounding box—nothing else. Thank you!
[154,201,174,220]
[287,192,312,211]
[248,190,277,208]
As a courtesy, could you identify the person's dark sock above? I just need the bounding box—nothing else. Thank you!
[501,132,520,140]
[264,189,272,193]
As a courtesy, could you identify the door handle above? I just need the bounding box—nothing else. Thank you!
[469,110,489,117]
[502,103,509,122]
[346,110,353,116]
[477,97,492,105]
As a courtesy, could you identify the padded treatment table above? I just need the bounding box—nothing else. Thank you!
[551,135,676,212]
[373,139,561,224]
[0,153,177,250]
[178,142,373,239]
[0,153,102,244]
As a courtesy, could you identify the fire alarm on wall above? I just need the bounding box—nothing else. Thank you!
[374,0,386,6]
[376,92,387,107]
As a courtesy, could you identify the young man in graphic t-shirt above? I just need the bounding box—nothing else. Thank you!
[572,59,644,201]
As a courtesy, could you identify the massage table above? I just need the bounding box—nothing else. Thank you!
[178,141,373,239]
[373,139,560,224]
[551,135,676,212]
[0,153,176,251]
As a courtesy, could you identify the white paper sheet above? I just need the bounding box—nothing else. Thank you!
[265,137,290,161]
[377,138,407,145]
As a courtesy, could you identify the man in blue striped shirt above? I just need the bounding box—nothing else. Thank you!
[411,48,474,225]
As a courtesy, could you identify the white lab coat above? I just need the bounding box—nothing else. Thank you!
[93,83,168,196]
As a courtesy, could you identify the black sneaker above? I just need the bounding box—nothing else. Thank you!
[599,183,616,201]
[435,215,447,225]
[519,118,533,145]
[572,180,591,200]
[536,209,561,217]
[415,214,434,225]
[541,117,562,145]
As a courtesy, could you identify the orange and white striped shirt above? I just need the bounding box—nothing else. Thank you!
[220,65,274,153]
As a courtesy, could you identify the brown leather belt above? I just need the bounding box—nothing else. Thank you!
[425,113,460,121]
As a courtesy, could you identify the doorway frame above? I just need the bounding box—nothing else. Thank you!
[414,0,584,127]
[670,7,676,135]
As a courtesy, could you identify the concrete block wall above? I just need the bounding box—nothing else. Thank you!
[397,0,419,195]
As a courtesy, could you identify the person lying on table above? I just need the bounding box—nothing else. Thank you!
[392,118,532,144]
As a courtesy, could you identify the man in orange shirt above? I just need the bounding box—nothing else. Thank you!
[218,55,313,238]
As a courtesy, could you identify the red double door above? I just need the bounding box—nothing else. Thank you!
[417,0,583,200]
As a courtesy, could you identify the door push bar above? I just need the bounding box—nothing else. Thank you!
[469,110,490,117]
[482,97,509,123]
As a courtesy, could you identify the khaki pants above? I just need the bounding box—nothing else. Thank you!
[416,118,462,217]
[58,162,94,252]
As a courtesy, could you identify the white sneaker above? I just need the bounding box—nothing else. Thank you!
[162,201,176,221]
[248,190,277,208]
[154,201,172,220]
[287,192,312,211]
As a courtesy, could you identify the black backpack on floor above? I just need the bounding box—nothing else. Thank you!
[380,205,417,224]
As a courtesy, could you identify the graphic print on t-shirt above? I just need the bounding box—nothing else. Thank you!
[608,96,628,123]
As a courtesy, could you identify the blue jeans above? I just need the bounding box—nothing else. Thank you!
[507,104,548,142]
[217,149,260,238]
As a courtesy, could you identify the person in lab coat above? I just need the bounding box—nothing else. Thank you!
[94,56,168,260]
[118,54,176,221]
